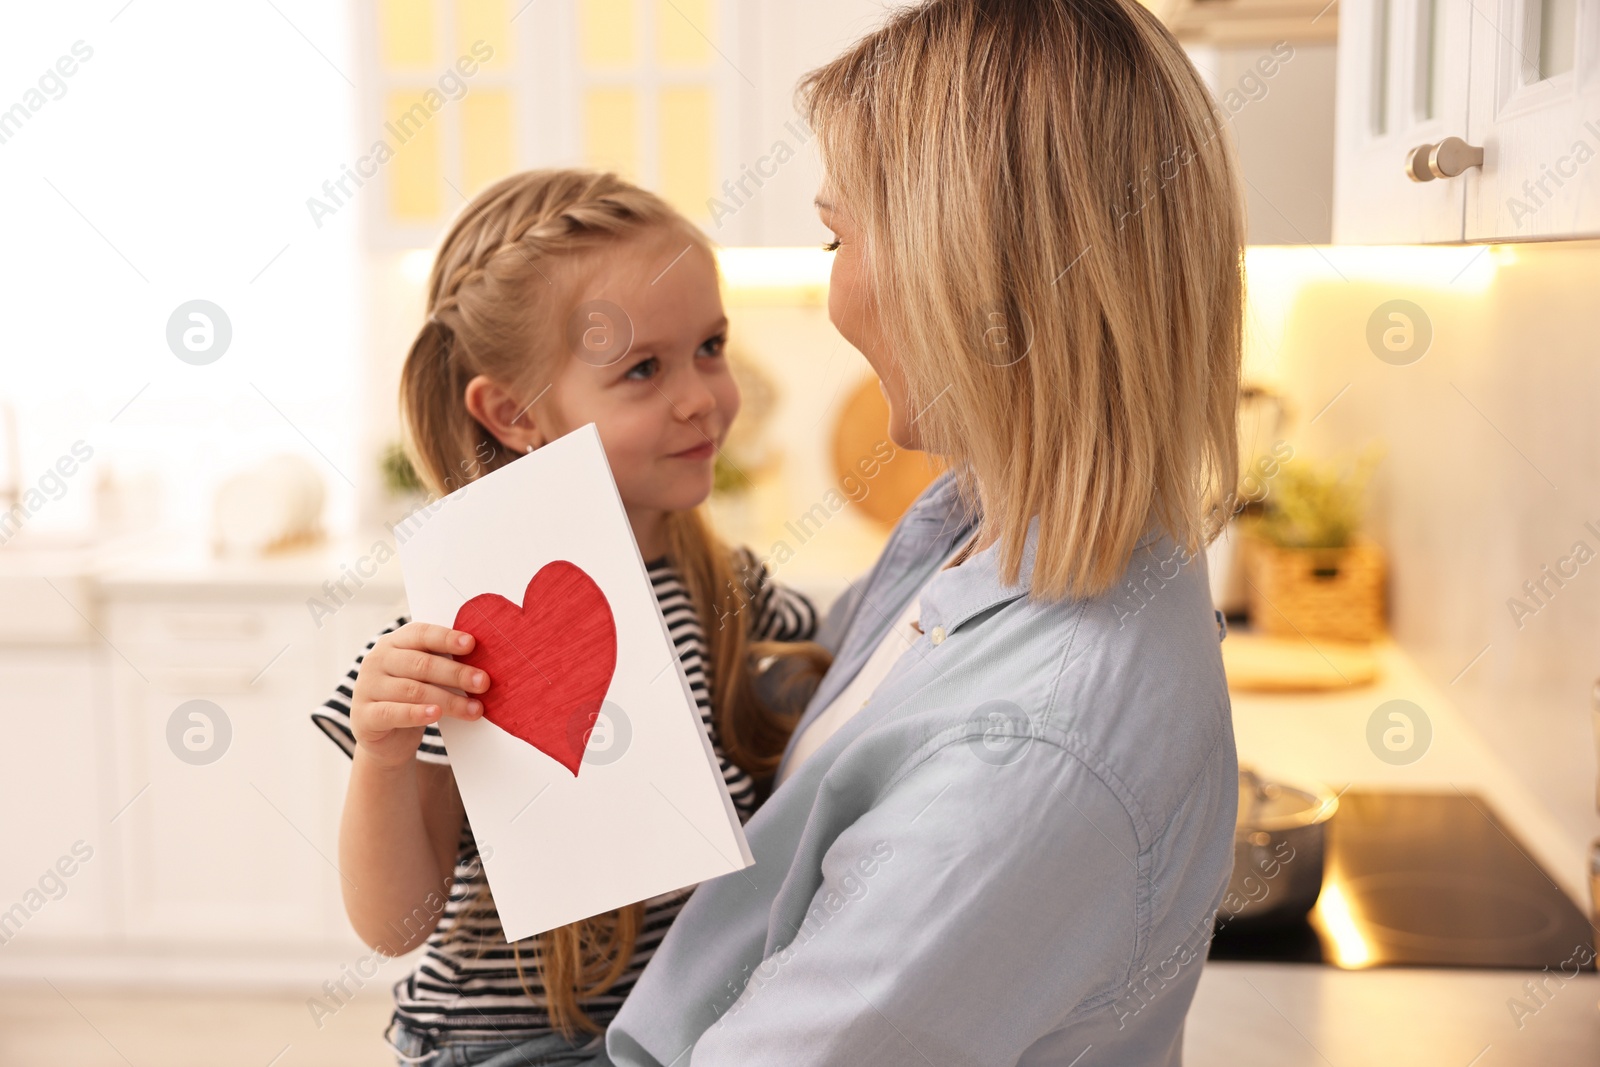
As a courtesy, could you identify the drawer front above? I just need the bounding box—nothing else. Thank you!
[0,574,97,643]
[105,601,308,674]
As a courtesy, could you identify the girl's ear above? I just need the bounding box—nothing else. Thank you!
[463,374,548,453]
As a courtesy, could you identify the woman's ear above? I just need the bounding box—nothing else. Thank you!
[463,374,547,453]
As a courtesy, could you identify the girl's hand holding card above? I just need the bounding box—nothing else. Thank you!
[348,623,490,770]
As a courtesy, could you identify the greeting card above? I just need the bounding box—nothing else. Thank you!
[396,423,754,940]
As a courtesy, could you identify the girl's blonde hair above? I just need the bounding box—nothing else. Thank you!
[799,0,1246,601]
[399,167,827,1038]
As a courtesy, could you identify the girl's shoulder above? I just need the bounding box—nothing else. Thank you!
[729,544,818,643]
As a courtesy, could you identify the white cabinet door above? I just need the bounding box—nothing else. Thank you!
[1334,0,1474,242]
[732,0,889,248]
[0,646,114,947]
[1465,0,1600,239]
[106,599,336,948]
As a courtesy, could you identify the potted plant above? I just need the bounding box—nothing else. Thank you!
[1242,447,1386,642]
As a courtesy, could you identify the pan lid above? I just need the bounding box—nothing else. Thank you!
[1237,766,1339,833]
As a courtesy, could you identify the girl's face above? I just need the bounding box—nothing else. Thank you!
[465,228,739,555]
[816,192,923,452]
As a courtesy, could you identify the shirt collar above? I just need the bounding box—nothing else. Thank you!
[898,468,971,540]
[916,515,1036,636]
[917,502,1167,635]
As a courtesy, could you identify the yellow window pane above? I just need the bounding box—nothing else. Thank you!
[657,0,712,67]
[659,87,712,221]
[462,90,516,197]
[584,88,639,180]
[379,0,434,69]
[385,90,443,220]
[457,0,511,69]
[580,0,636,68]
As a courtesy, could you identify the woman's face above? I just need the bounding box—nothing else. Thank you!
[817,193,923,452]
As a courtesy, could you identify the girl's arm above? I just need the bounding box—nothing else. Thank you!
[737,546,819,643]
[336,621,488,956]
[340,750,464,955]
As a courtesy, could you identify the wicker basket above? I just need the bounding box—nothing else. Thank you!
[1243,535,1386,642]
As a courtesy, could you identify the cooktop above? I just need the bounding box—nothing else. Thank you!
[1207,789,1598,970]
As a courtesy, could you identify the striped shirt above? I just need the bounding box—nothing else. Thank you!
[311,548,815,1041]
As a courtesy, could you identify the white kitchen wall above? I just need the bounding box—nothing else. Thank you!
[1257,238,1600,868]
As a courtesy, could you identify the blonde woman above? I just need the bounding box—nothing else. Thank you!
[592,1,1245,1065]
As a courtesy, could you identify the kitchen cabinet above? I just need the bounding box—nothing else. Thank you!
[1334,0,1473,242]
[723,0,888,248]
[1466,0,1600,239]
[1185,39,1340,244]
[1335,0,1600,243]
[0,645,115,945]
[0,535,410,983]
[99,586,410,954]
[1143,0,1340,46]
[102,597,341,947]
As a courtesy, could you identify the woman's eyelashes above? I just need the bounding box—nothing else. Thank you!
[822,236,841,252]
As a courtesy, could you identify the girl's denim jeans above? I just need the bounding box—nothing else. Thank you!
[385,1013,607,1067]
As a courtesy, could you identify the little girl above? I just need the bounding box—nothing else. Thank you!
[311,168,830,1066]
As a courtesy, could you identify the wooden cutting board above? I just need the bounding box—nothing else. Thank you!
[1222,633,1380,692]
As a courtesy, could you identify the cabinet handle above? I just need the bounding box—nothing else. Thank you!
[1405,143,1435,182]
[1427,136,1485,179]
[1405,136,1485,183]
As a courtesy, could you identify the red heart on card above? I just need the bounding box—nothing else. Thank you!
[452,560,618,777]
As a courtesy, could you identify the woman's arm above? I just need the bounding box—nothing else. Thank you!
[686,735,1144,1066]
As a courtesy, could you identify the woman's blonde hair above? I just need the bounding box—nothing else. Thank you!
[799,0,1246,600]
[398,167,827,1038]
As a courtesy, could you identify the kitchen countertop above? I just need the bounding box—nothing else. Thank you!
[1196,636,1600,1062]
[1186,961,1598,1065]
[0,526,405,590]
[12,522,858,621]
[89,527,409,597]
[1226,638,1593,911]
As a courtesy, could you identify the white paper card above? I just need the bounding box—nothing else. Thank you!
[396,422,753,941]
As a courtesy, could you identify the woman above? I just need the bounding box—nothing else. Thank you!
[604,0,1243,1062]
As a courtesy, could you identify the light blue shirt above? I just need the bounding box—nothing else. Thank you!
[600,470,1238,1066]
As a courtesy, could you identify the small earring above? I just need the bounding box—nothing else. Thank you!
[526,443,535,454]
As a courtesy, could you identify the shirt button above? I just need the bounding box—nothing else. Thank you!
[929,626,946,645]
